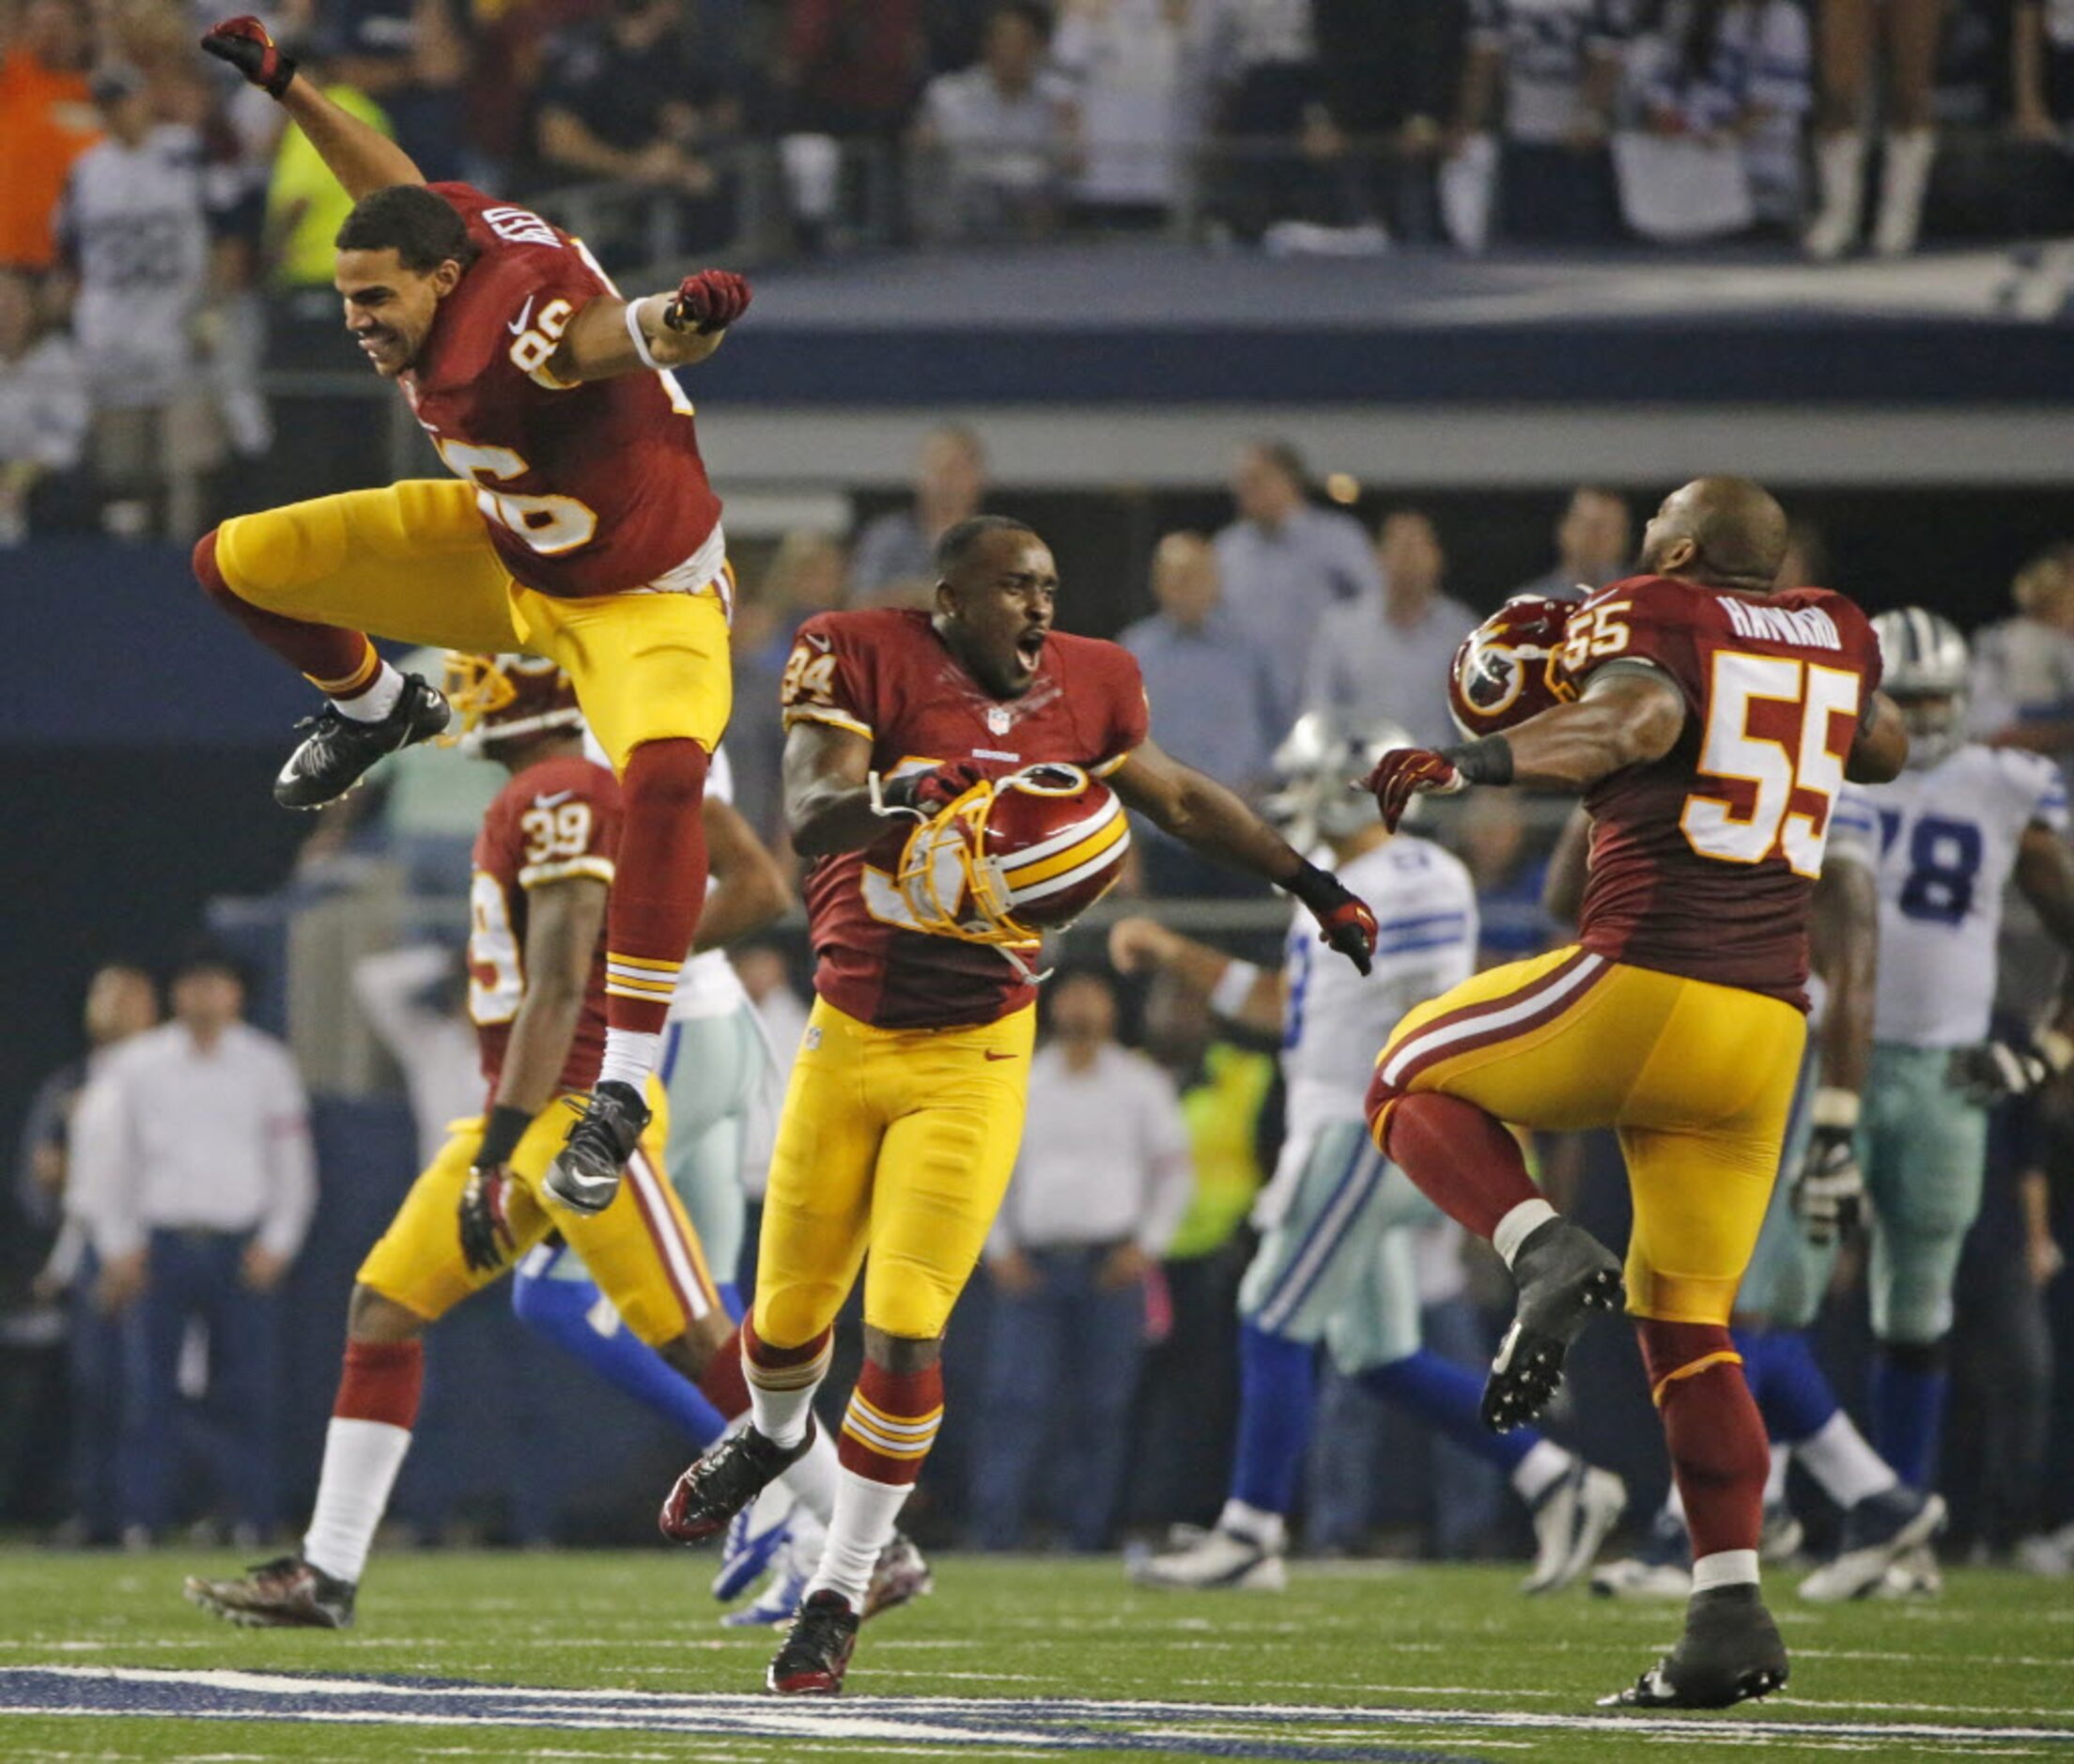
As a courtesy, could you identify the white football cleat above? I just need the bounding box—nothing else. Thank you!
[1524,1462,1627,1593]
[1129,1524,1287,1592]
[1800,1487,1946,1602]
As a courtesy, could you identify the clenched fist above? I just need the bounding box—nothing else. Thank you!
[665,270,752,336]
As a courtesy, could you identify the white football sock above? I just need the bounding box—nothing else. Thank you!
[1764,1441,1790,1507]
[777,1417,841,1525]
[1510,1439,1572,1505]
[1217,1498,1287,1553]
[1793,1411,1897,1509]
[1692,1548,1759,1593]
[748,1338,830,1450]
[302,1417,411,1584]
[333,662,404,723]
[804,1467,912,1610]
[596,1029,664,1093]
[1494,1198,1557,1270]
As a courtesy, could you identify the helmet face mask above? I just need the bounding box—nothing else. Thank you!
[1868,609,1970,770]
[1268,712,1410,847]
[441,652,584,755]
[1895,690,1966,768]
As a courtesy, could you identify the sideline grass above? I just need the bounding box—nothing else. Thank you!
[0,1548,2069,1762]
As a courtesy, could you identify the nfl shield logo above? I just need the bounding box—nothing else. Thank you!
[986,705,1013,736]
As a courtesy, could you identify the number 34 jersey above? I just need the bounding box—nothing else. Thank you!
[1558,574,1883,1009]
[1832,746,2068,1047]
[468,753,622,1098]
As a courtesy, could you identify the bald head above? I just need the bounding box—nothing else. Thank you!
[1638,476,1789,591]
[1152,531,1219,628]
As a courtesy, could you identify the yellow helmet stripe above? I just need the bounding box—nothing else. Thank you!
[998,808,1129,890]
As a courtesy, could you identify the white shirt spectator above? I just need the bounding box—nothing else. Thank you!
[59,124,214,410]
[997,1044,1194,1254]
[1190,0,1318,79]
[351,945,482,1168]
[1300,586,1481,748]
[68,1021,316,1262]
[1051,0,1188,207]
[1469,0,1632,146]
[917,61,1076,231]
[1213,503,1385,727]
[0,331,89,479]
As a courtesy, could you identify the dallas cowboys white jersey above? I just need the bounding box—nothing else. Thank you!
[1832,744,2068,1047]
[1279,834,1478,1141]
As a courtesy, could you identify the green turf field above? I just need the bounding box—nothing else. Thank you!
[0,1548,2068,1762]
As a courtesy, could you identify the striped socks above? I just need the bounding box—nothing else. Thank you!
[806,1362,945,1611]
[744,1321,832,1449]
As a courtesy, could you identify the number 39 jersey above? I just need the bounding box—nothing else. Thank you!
[1558,574,1882,1008]
[468,753,623,1097]
[400,184,725,601]
[1833,746,2068,1047]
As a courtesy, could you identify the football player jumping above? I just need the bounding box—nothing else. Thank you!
[1116,716,1626,1597]
[657,517,1380,1694]
[1361,477,1907,1709]
[183,658,850,1629]
[193,17,750,1207]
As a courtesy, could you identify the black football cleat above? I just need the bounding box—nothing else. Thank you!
[272,673,449,810]
[1599,1583,1789,1709]
[660,1419,818,1544]
[767,1588,859,1694]
[183,1555,356,1629]
[544,1080,651,1215]
[1483,1215,1624,1432]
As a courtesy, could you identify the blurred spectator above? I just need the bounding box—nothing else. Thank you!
[1122,532,1281,795]
[68,944,316,1546]
[1455,0,1628,245]
[848,426,988,606]
[1969,543,2074,761]
[1312,0,1468,244]
[1457,790,1554,967]
[1776,516,1828,590]
[1213,440,1383,729]
[975,970,1192,1550]
[265,54,395,288]
[351,944,480,1167]
[315,0,471,182]
[10,964,160,1540]
[729,534,847,839]
[0,266,89,541]
[0,0,97,273]
[2015,0,2074,146]
[1510,485,1632,601]
[1617,0,1812,240]
[1050,0,1188,222]
[1804,0,1942,259]
[536,0,740,254]
[772,0,925,244]
[1299,509,1477,748]
[911,2,1078,242]
[57,64,225,535]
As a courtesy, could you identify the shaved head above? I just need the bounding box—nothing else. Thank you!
[1638,476,1789,591]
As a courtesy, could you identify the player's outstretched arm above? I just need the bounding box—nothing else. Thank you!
[1810,855,1879,1101]
[1108,917,1285,1034]
[548,271,751,384]
[690,796,791,952]
[1846,691,1908,783]
[201,18,425,198]
[1108,739,1378,974]
[496,876,609,1117]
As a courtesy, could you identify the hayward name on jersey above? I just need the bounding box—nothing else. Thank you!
[1280,835,1478,1140]
[1833,744,2068,1046]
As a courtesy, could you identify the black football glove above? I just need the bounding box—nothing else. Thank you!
[1791,1088,1863,1246]
[1948,1029,2074,1106]
[1287,860,1379,977]
[872,761,988,820]
[200,16,297,98]
[458,1167,517,1273]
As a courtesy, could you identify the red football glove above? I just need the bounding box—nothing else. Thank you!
[1287,861,1379,977]
[876,760,988,819]
[666,270,751,336]
[200,16,296,98]
[1362,747,1465,832]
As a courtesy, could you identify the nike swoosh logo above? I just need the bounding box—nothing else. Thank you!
[507,296,535,336]
[806,632,831,653]
[983,1050,1017,1061]
[534,789,575,808]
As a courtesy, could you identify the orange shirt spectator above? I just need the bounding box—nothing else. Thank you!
[0,0,99,271]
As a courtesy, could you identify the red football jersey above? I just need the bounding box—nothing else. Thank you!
[1557,575,1883,1008]
[400,183,724,600]
[781,609,1151,1029]
[468,752,622,1095]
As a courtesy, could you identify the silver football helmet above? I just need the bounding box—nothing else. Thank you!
[1871,607,1970,768]
[1265,712,1416,848]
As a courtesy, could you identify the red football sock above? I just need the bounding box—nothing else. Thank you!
[333,1338,424,1428]
[1640,1319,1766,1560]
[839,1360,944,1488]
[193,529,379,697]
[604,738,711,1037]
[695,1323,751,1420]
[1371,1087,1540,1241]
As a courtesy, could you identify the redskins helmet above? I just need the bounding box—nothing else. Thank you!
[875,765,1131,961]
[1447,596,1578,738]
[441,652,583,754]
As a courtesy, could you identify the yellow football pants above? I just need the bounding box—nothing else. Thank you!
[753,998,1038,1346]
[357,1088,720,1345]
[1371,946,1806,1325]
[212,479,732,768]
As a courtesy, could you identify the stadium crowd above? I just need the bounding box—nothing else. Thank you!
[6,445,2074,1591]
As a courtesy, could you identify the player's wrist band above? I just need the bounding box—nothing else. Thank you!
[625,297,666,371]
[1209,960,1263,1018]
[1811,1086,1861,1130]
[475,1104,534,1170]
[1440,735,1514,786]
[1285,859,1347,916]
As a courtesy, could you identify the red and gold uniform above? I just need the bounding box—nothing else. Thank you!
[762,608,1149,1344]
[1369,575,1883,1323]
[357,752,721,1339]
[208,183,731,770]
